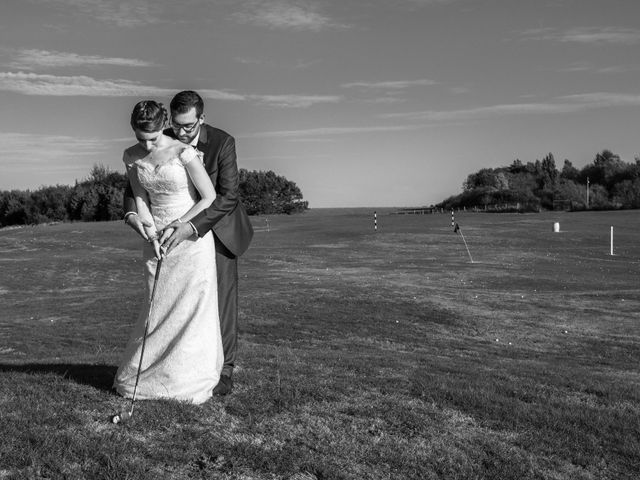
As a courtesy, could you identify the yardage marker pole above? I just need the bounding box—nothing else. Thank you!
[610,226,613,255]
[374,211,377,231]
[451,209,454,228]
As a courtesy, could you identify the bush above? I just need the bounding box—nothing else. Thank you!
[0,165,309,227]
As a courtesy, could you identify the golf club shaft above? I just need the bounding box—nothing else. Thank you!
[129,256,163,409]
[458,230,474,263]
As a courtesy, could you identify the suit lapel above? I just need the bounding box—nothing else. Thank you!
[196,123,208,150]
[197,125,218,180]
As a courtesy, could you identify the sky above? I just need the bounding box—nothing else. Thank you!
[1,0,639,208]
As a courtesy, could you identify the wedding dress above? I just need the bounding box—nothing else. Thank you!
[113,146,223,404]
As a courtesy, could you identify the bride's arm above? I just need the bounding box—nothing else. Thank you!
[174,149,216,223]
[125,163,162,257]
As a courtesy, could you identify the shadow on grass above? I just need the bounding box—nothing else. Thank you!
[0,363,117,392]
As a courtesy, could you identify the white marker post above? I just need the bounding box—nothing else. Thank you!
[374,211,377,231]
[610,226,614,255]
[451,209,454,228]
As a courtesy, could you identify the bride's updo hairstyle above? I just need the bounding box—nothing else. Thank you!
[130,100,168,132]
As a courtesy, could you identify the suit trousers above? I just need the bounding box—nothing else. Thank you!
[214,234,238,378]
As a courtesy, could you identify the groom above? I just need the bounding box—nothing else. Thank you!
[124,90,254,395]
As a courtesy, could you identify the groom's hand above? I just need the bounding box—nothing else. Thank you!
[160,221,195,255]
[125,213,153,241]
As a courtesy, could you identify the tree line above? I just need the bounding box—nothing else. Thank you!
[437,150,640,212]
[0,165,308,227]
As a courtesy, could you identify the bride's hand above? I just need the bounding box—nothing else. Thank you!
[152,239,164,260]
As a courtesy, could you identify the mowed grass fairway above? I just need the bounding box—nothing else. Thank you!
[1,209,639,479]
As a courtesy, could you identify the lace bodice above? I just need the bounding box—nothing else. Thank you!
[125,146,201,228]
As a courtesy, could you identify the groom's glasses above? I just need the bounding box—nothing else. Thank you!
[170,118,200,133]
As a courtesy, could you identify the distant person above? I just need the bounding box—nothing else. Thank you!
[121,91,253,397]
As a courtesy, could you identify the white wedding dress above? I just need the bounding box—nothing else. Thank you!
[113,146,223,404]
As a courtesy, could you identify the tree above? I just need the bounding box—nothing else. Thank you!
[560,159,580,181]
[239,169,308,215]
[436,149,640,212]
[0,190,30,226]
[463,168,508,191]
[540,153,558,188]
[612,179,640,208]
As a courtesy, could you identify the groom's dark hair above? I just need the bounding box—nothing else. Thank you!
[170,90,204,118]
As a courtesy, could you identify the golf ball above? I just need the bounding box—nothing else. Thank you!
[111,415,121,424]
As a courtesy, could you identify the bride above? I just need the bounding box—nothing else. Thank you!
[113,100,223,404]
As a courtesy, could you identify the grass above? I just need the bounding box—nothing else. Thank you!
[0,208,639,479]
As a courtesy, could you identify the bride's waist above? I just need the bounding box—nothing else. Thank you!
[150,201,196,225]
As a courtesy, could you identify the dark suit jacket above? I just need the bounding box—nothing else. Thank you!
[124,124,253,257]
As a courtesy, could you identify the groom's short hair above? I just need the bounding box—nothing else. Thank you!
[170,90,204,118]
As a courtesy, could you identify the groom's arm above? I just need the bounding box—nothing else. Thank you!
[191,135,240,237]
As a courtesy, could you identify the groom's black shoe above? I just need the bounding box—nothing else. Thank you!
[212,375,233,396]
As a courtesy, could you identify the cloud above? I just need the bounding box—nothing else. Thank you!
[242,124,430,139]
[379,92,640,122]
[523,27,640,45]
[35,0,162,27]
[380,102,586,121]
[402,0,458,4]
[0,132,110,178]
[234,56,321,70]
[450,86,470,95]
[0,132,108,157]
[232,0,344,31]
[0,72,339,107]
[559,62,640,74]
[5,49,158,70]
[341,79,437,89]
[248,93,342,108]
[242,90,640,140]
[559,92,640,107]
[0,72,244,100]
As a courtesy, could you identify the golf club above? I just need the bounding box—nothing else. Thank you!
[454,223,474,263]
[112,256,163,424]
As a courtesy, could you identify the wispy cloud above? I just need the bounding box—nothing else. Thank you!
[232,0,344,31]
[559,61,640,74]
[523,27,640,45]
[0,72,244,100]
[342,79,437,89]
[35,0,162,27]
[379,92,640,122]
[4,49,158,70]
[402,0,458,5]
[380,102,586,122]
[248,93,342,108]
[234,56,321,70]
[559,92,640,107]
[0,72,339,107]
[1,132,108,158]
[244,90,640,138]
[242,124,430,139]
[0,132,110,179]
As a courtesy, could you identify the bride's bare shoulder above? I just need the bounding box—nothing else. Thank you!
[122,144,146,165]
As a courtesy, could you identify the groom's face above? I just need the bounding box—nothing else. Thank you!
[170,107,204,144]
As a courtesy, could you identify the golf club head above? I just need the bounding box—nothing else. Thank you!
[111,410,132,424]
